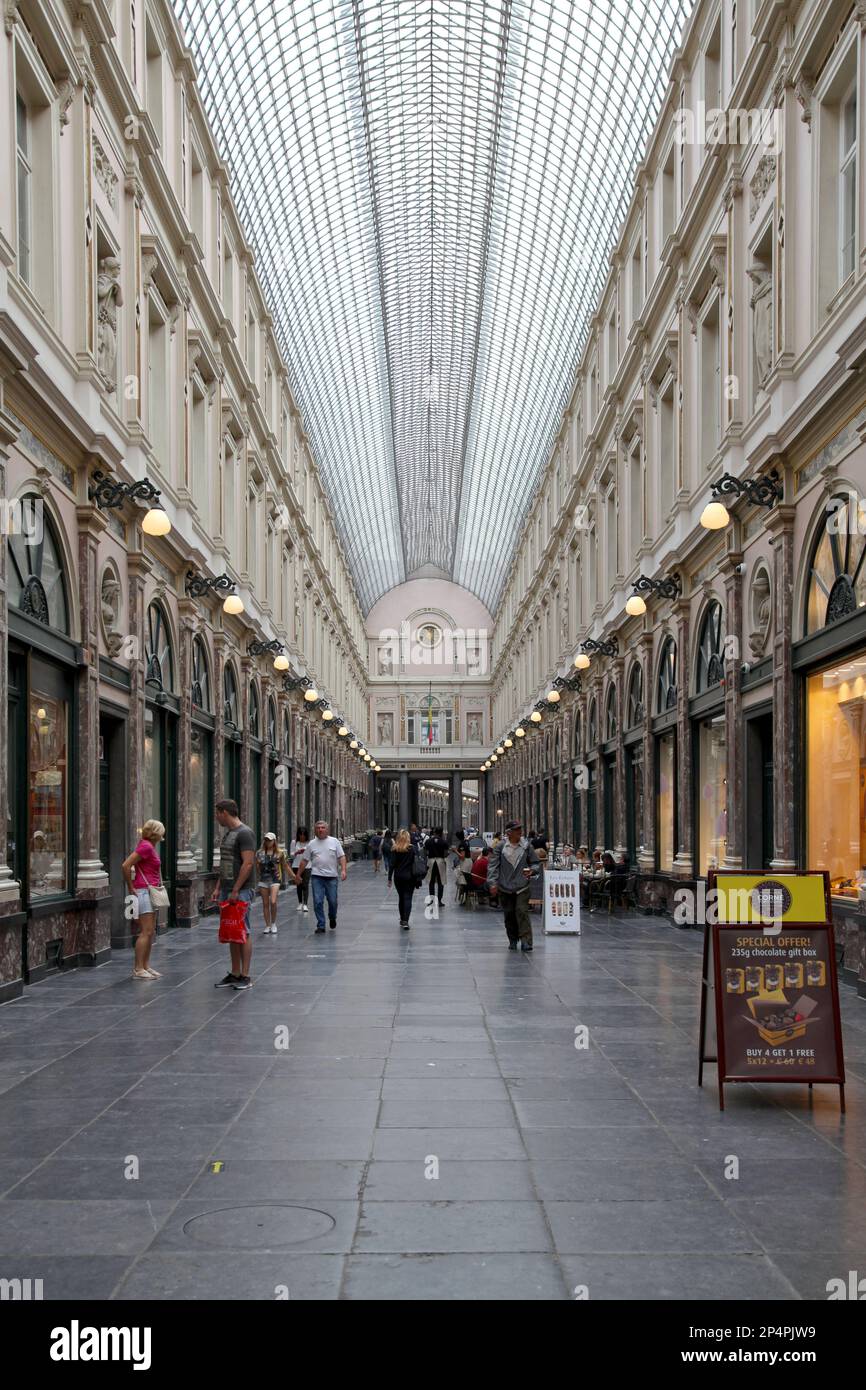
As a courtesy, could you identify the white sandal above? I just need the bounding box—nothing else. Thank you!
[145,968,162,977]
[132,969,152,979]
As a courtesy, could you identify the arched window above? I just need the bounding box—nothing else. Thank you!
[657,638,677,712]
[8,498,69,631]
[805,496,866,633]
[626,663,644,728]
[249,683,260,739]
[223,665,240,730]
[268,699,277,749]
[191,637,211,711]
[145,603,174,693]
[587,699,598,747]
[605,687,617,741]
[696,601,725,692]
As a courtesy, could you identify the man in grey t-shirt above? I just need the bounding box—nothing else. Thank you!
[210,798,256,988]
[299,821,347,933]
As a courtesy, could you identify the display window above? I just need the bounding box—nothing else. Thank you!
[806,654,866,900]
[697,714,727,873]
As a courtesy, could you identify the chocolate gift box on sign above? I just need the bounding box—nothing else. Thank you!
[744,992,819,1045]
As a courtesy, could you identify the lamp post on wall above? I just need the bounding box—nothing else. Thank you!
[185,570,245,615]
[699,468,782,530]
[90,470,171,536]
[625,573,681,617]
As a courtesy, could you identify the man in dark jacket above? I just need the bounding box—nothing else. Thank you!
[487,820,540,952]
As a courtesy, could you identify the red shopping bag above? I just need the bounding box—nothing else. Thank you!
[218,900,248,943]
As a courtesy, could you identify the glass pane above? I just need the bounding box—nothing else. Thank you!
[657,731,675,871]
[29,690,67,898]
[697,715,727,873]
[190,725,210,871]
[807,658,866,899]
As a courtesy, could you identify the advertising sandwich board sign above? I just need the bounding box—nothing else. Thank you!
[699,871,845,1111]
[543,869,581,935]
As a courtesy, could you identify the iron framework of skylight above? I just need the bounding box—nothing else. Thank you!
[175,0,692,613]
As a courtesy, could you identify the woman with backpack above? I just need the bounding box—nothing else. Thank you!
[381,828,394,876]
[387,827,419,930]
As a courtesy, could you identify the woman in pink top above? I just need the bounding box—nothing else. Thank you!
[122,819,165,979]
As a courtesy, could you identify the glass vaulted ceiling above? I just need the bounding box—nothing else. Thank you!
[175,0,693,613]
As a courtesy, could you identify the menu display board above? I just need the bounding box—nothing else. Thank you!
[699,871,845,1111]
[543,869,581,935]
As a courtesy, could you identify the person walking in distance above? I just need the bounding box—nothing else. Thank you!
[381,828,394,876]
[298,820,347,933]
[256,832,287,935]
[369,829,384,874]
[487,819,541,953]
[210,798,256,989]
[122,819,166,979]
[290,826,311,914]
[388,828,418,930]
[424,826,449,910]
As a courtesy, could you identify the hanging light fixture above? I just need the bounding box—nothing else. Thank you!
[223,594,244,615]
[350,739,359,749]
[338,725,348,737]
[273,653,290,671]
[304,687,318,702]
[547,689,561,703]
[626,594,647,616]
[574,652,590,670]
[515,726,525,738]
[504,737,513,748]
[496,744,504,754]
[700,470,781,529]
[530,710,542,723]
[91,471,171,537]
[141,507,172,536]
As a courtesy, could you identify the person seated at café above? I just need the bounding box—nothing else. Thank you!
[470,846,490,900]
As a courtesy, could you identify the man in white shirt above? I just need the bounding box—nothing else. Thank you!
[298,821,347,933]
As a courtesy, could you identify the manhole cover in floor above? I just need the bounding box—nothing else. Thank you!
[182,1204,336,1248]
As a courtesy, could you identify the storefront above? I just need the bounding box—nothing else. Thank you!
[624,662,644,867]
[654,637,678,872]
[248,682,263,847]
[190,636,214,877]
[692,601,727,876]
[143,602,178,925]
[223,663,242,805]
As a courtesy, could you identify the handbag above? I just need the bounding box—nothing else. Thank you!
[412,845,428,881]
[149,869,170,911]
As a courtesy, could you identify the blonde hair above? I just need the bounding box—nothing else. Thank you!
[394,828,411,852]
[140,819,165,842]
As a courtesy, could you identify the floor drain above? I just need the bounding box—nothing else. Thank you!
[182,1204,336,1249]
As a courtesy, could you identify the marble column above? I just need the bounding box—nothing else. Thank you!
[0,404,21,914]
[767,501,797,870]
[175,598,198,927]
[399,770,411,827]
[75,502,110,895]
[672,598,693,876]
[638,631,656,872]
[721,552,745,869]
[211,632,227,869]
[260,673,273,838]
[240,655,252,824]
[126,547,151,853]
[611,656,627,855]
[449,771,462,837]
[591,675,604,851]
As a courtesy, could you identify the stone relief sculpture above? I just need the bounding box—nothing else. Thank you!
[377,645,393,675]
[467,714,482,744]
[749,567,772,657]
[377,712,394,745]
[100,570,124,656]
[97,256,123,387]
[747,265,773,389]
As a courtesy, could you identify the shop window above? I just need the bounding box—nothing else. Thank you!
[223,665,240,731]
[626,663,644,729]
[605,687,617,741]
[29,688,69,898]
[191,637,211,710]
[697,714,727,874]
[696,601,725,691]
[657,637,678,711]
[13,38,55,316]
[189,724,212,872]
[805,497,866,633]
[145,603,174,693]
[657,730,676,871]
[806,657,866,900]
[249,682,260,739]
[8,501,69,632]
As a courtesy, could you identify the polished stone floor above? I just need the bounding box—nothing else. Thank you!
[1,864,866,1301]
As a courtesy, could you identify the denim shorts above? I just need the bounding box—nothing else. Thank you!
[135,887,154,916]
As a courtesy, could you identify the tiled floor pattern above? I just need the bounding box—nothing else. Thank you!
[1,865,865,1300]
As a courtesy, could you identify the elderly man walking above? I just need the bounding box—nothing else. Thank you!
[298,820,347,933]
[487,819,541,953]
